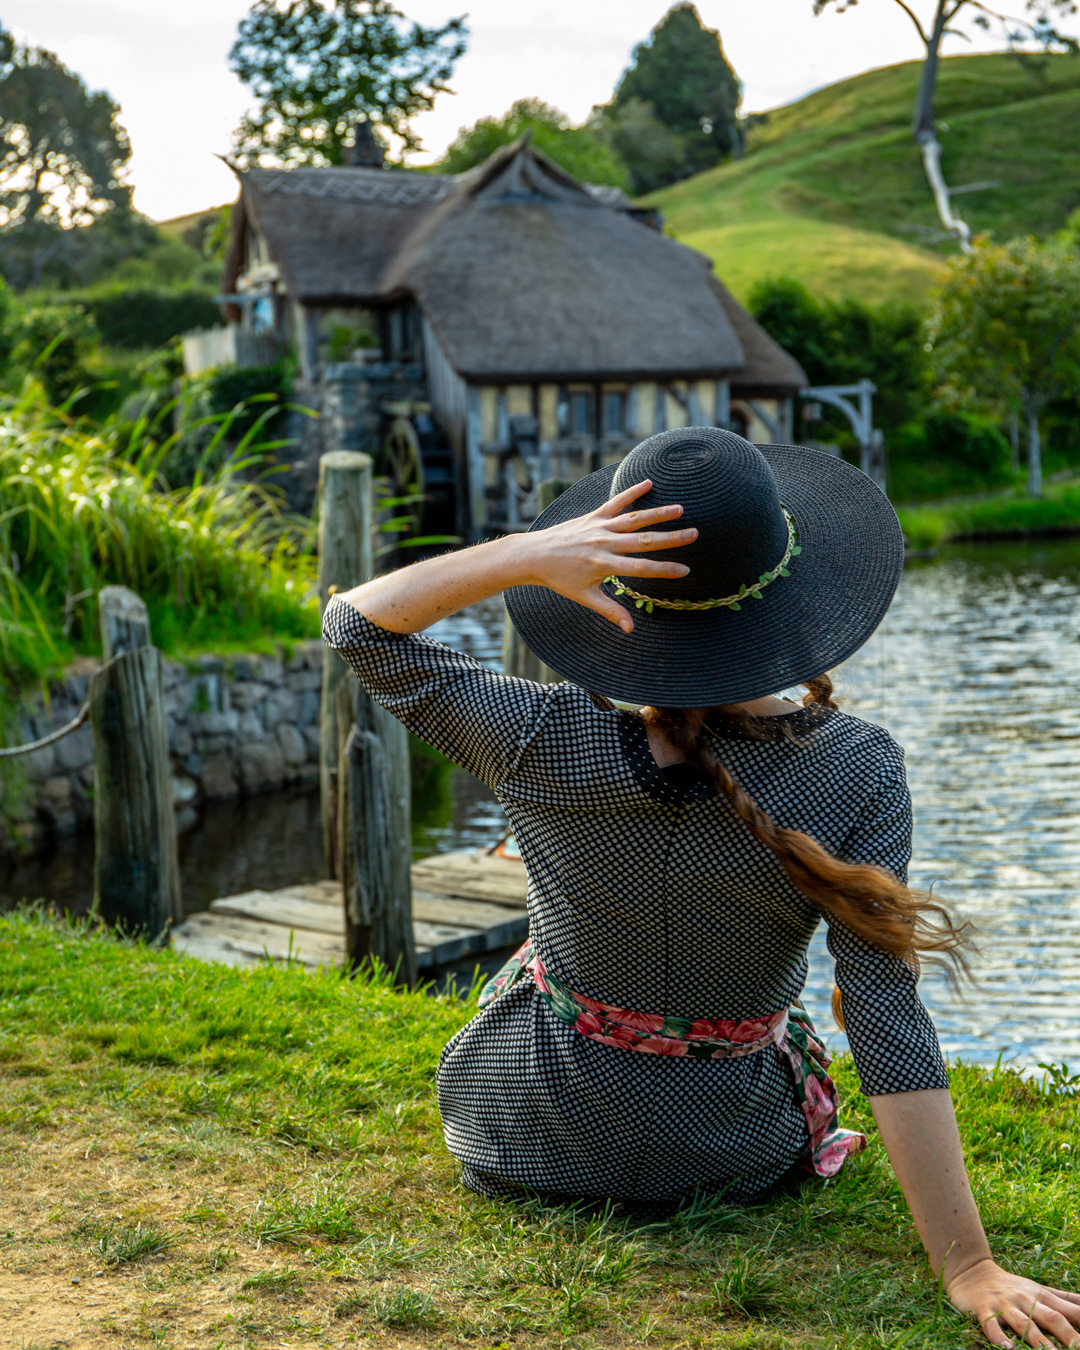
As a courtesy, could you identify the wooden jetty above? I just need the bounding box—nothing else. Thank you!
[173,848,528,973]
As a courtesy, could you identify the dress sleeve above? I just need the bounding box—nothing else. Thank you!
[825,741,950,1097]
[322,594,551,791]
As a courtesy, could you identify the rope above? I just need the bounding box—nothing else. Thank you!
[0,701,90,759]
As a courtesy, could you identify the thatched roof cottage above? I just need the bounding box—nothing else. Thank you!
[213,137,806,534]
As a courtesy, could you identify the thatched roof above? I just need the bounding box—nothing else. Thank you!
[226,142,804,390]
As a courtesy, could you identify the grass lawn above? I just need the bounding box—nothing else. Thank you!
[1,909,1077,1349]
[650,53,1080,304]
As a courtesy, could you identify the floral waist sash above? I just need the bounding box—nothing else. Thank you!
[478,940,866,1179]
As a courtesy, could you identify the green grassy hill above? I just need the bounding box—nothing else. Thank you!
[651,53,1080,304]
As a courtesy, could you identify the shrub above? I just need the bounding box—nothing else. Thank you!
[889,410,1014,503]
[170,362,292,486]
[38,285,219,350]
[12,304,98,405]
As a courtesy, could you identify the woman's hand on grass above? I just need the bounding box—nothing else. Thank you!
[947,1258,1080,1347]
[516,478,697,633]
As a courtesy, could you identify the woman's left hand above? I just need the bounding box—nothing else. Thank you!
[947,1259,1080,1347]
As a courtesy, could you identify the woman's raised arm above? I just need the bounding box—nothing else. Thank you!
[870,1088,1080,1347]
[336,479,696,634]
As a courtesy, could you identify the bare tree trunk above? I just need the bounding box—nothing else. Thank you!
[911,0,973,253]
[1027,408,1043,498]
[1008,408,1020,476]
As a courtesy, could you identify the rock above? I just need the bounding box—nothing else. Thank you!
[253,654,285,685]
[238,740,285,793]
[56,723,93,772]
[263,690,297,731]
[286,668,322,693]
[200,752,238,799]
[171,726,194,758]
[175,806,198,834]
[71,1276,80,1285]
[295,689,320,729]
[276,722,307,768]
[172,774,199,806]
[184,752,203,778]
[302,725,321,760]
[237,710,264,742]
[40,775,73,815]
[78,764,95,789]
[195,655,225,675]
[22,742,56,784]
[229,680,270,712]
[188,709,239,737]
[197,734,236,755]
[229,655,256,681]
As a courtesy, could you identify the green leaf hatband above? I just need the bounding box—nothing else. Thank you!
[603,507,801,614]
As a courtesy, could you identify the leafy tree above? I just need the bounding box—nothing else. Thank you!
[812,1,1078,250]
[603,3,742,191]
[0,25,134,290]
[590,97,688,197]
[229,0,467,167]
[438,99,630,189]
[927,237,1080,495]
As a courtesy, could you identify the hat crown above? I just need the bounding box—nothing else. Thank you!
[610,428,788,604]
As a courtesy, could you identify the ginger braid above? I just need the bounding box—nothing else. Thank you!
[644,698,975,1015]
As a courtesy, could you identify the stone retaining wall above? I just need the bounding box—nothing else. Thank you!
[5,641,324,852]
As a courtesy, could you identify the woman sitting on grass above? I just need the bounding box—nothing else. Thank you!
[325,427,1080,1348]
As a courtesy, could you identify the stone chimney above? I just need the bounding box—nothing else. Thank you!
[343,118,385,169]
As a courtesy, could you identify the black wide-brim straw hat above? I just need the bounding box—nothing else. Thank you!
[504,427,904,707]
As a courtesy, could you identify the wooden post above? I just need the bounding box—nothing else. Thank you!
[502,478,568,684]
[337,682,416,986]
[99,585,151,656]
[90,590,181,939]
[318,450,373,878]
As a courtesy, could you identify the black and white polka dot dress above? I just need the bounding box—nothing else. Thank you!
[324,598,948,1206]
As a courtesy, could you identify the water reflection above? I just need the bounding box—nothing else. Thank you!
[806,540,1080,1069]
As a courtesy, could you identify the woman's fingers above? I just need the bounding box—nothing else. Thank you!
[595,479,654,518]
[611,528,697,553]
[614,556,691,580]
[999,1299,1078,1348]
[606,502,685,532]
[578,586,634,633]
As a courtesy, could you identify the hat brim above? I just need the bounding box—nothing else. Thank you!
[504,444,903,707]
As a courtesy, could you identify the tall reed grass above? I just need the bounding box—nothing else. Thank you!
[0,385,317,689]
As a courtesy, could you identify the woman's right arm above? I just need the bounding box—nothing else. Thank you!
[335,478,695,635]
[870,1088,1080,1348]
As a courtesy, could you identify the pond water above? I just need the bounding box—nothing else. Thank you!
[4,542,1079,1071]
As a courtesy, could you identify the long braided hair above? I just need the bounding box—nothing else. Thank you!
[644,675,975,1023]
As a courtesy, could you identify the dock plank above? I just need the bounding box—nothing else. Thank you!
[173,911,345,968]
[211,890,344,935]
[411,893,527,949]
[410,850,528,907]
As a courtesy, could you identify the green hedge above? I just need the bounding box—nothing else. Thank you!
[38,285,219,350]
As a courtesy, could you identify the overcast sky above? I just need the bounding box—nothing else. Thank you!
[5,0,1073,221]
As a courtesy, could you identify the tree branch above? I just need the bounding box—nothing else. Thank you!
[892,0,930,43]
